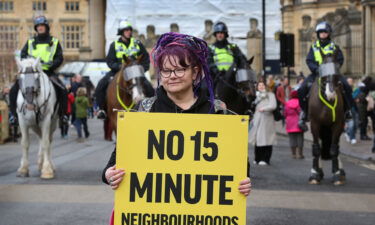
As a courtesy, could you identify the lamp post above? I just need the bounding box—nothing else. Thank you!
[262,0,266,81]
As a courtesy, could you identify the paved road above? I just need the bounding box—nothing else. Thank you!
[0,119,374,225]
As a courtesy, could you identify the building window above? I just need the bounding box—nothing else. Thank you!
[32,1,47,11]
[61,25,83,49]
[65,1,79,11]
[0,1,14,12]
[0,25,19,51]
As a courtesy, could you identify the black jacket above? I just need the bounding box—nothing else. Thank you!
[106,37,150,74]
[21,34,63,76]
[102,86,250,184]
[305,40,344,76]
[208,39,247,78]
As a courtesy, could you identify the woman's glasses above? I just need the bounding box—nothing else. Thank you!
[160,66,190,78]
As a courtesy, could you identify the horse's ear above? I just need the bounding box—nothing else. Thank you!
[33,57,43,72]
[248,56,254,66]
[136,54,143,64]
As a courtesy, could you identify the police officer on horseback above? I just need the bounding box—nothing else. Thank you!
[95,20,150,119]
[298,21,354,129]
[208,21,247,84]
[9,15,67,123]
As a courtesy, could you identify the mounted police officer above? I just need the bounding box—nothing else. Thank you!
[9,15,66,123]
[95,20,150,119]
[208,21,247,84]
[298,21,354,129]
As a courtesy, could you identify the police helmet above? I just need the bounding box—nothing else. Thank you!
[117,20,133,35]
[34,16,49,32]
[315,22,332,34]
[213,21,228,35]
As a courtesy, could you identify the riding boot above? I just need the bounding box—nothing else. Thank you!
[9,81,19,119]
[95,73,112,119]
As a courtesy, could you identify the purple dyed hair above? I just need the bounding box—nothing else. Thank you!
[151,32,215,111]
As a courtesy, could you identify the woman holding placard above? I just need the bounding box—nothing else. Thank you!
[102,32,251,196]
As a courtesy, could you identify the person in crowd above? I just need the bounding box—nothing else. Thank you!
[102,32,251,197]
[9,15,67,123]
[95,20,152,119]
[207,21,247,84]
[355,79,372,141]
[284,90,304,159]
[298,22,354,131]
[276,77,291,106]
[60,85,75,139]
[345,77,359,144]
[249,80,277,165]
[74,87,90,142]
[266,75,276,93]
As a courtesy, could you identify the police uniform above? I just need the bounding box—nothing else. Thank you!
[298,24,354,123]
[9,32,66,118]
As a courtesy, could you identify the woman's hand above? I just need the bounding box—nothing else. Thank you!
[105,165,125,190]
[238,177,252,196]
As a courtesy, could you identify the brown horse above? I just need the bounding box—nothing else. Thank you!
[106,55,154,130]
[308,50,346,185]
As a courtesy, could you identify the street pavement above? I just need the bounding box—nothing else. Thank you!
[0,118,374,225]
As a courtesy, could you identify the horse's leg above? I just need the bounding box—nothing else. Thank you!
[31,127,43,171]
[17,120,30,177]
[40,117,54,179]
[330,124,346,186]
[309,122,324,184]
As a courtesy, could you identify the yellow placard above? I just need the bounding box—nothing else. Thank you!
[115,112,248,225]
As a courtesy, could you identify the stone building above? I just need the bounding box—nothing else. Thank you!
[0,0,105,87]
[280,0,374,77]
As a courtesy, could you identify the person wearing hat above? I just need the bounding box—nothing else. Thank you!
[95,20,151,119]
[9,15,66,123]
[298,21,354,130]
[207,21,247,84]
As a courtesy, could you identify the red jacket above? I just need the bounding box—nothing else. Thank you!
[283,98,302,133]
[67,93,75,115]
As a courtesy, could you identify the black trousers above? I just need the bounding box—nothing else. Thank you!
[254,145,273,164]
[298,74,354,112]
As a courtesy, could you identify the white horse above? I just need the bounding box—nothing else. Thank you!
[15,58,58,179]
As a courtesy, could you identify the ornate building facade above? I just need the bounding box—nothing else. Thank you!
[280,0,374,77]
[0,0,105,87]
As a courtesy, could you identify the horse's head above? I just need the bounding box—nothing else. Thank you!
[235,56,257,103]
[16,58,43,109]
[120,54,150,104]
[318,49,341,101]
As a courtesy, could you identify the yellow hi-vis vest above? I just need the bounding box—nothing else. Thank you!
[210,44,235,71]
[27,37,59,71]
[114,38,140,62]
[312,40,336,65]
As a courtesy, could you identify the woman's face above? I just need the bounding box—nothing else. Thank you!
[257,82,266,92]
[160,55,198,96]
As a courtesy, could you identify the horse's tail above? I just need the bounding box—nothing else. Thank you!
[320,125,332,160]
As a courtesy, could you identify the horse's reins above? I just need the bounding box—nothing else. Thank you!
[19,70,52,125]
[215,72,248,99]
[318,77,338,122]
[116,75,135,111]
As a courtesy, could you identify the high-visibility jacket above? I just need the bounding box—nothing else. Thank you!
[312,40,336,65]
[27,37,59,70]
[210,44,235,71]
[114,38,140,62]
